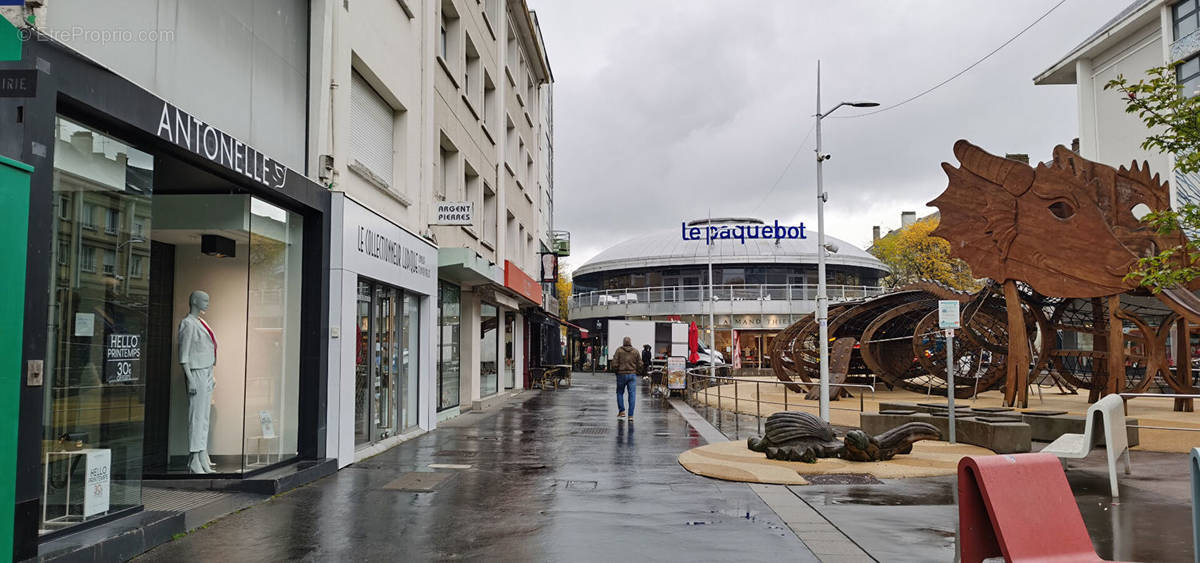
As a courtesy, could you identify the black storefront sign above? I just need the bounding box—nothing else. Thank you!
[0,69,35,97]
[103,333,142,384]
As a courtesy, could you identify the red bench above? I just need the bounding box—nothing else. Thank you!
[958,453,1125,562]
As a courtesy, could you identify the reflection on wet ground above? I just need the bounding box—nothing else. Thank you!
[792,448,1195,562]
[136,374,815,562]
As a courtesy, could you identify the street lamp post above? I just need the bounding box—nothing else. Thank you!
[814,60,877,422]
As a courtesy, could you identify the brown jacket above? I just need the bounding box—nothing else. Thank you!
[611,345,643,375]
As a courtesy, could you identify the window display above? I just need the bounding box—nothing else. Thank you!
[438,282,461,411]
[353,279,419,446]
[147,194,304,474]
[43,116,153,533]
[481,303,499,397]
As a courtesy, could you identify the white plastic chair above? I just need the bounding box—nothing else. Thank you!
[1039,393,1131,497]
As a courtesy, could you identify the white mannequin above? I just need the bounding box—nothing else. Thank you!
[179,290,217,474]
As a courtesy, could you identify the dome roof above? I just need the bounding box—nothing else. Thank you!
[575,218,887,277]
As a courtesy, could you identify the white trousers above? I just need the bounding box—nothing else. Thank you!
[187,367,214,452]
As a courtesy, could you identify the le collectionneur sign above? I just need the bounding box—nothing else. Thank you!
[682,220,807,245]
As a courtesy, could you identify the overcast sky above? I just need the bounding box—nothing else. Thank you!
[530,0,1136,274]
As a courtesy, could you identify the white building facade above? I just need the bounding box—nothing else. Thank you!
[1035,0,1200,205]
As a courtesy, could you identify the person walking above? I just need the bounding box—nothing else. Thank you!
[611,336,643,421]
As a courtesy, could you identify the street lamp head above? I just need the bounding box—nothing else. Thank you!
[845,100,880,108]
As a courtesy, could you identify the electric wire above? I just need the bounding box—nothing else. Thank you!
[832,0,1069,119]
[750,122,816,214]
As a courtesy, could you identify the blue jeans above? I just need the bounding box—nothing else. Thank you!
[616,373,637,416]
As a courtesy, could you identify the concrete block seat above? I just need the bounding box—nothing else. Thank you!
[860,411,1031,454]
[879,401,1140,447]
[1039,394,1131,497]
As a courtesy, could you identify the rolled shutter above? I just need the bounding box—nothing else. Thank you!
[350,72,395,187]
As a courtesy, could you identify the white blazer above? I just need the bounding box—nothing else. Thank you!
[178,315,216,369]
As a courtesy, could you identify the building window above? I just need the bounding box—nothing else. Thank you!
[57,240,69,265]
[81,202,96,229]
[483,72,495,129]
[505,116,517,169]
[483,184,497,245]
[1176,0,1199,39]
[465,163,481,231]
[439,139,459,198]
[105,207,120,234]
[58,195,70,220]
[1180,55,1200,98]
[102,249,116,275]
[131,255,143,278]
[133,219,145,238]
[80,245,95,272]
[350,71,396,188]
[465,35,481,108]
[439,24,447,60]
[440,0,459,68]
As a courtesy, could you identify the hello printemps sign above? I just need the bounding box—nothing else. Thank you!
[681,220,807,245]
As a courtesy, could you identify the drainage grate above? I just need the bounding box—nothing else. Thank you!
[142,488,232,513]
[382,472,455,492]
[804,474,884,485]
[432,450,478,457]
[573,427,609,436]
[565,480,597,490]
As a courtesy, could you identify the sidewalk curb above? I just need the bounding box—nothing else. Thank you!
[667,398,876,563]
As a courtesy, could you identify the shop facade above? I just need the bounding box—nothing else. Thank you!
[3,37,331,559]
[328,194,437,466]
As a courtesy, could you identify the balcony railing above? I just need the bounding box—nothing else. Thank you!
[567,283,886,310]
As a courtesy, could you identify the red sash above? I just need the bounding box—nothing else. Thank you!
[198,317,217,359]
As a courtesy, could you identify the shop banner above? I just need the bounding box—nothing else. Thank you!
[83,449,111,517]
[104,333,142,384]
[667,356,686,390]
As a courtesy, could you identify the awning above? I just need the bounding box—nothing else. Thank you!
[540,312,588,338]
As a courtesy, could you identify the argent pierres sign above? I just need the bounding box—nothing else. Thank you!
[681,220,807,245]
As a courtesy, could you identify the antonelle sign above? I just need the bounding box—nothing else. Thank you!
[156,103,288,190]
[436,202,474,225]
[682,220,807,245]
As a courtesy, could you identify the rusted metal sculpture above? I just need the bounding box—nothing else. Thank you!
[934,141,1198,409]
[770,141,1200,410]
[747,411,941,462]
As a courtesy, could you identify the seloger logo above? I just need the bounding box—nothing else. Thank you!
[0,1,24,6]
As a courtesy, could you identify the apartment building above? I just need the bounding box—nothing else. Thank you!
[1,1,336,559]
[431,0,554,420]
[1035,0,1200,205]
[0,0,559,557]
[309,0,440,467]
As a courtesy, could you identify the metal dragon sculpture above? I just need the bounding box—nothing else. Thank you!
[770,141,1200,410]
[747,411,941,462]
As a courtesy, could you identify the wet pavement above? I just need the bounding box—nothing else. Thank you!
[792,447,1195,562]
[136,373,816,562]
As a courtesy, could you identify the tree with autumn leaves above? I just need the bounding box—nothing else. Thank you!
[869,216,981,292]
[555,265,571,319]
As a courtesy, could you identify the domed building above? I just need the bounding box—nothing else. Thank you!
[568,217,890,368]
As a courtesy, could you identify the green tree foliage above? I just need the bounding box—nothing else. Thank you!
[868,217,980,291]
[555,265,571,320]
[1105,64,1200,291]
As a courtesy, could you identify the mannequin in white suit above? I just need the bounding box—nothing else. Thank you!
[179,290,217,474]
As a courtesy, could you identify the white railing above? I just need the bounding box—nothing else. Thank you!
[567,283,886,310]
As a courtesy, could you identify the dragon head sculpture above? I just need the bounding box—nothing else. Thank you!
[929,140,1184,298]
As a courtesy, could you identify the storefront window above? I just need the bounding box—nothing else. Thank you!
[140,194,303,475]
[438,282,461,411]
[481,303,499,396]
[43,116,153,533]
[355,279,419,445]
[354,281,371,446]
[503,312,516,389]
[402,292,419,430]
